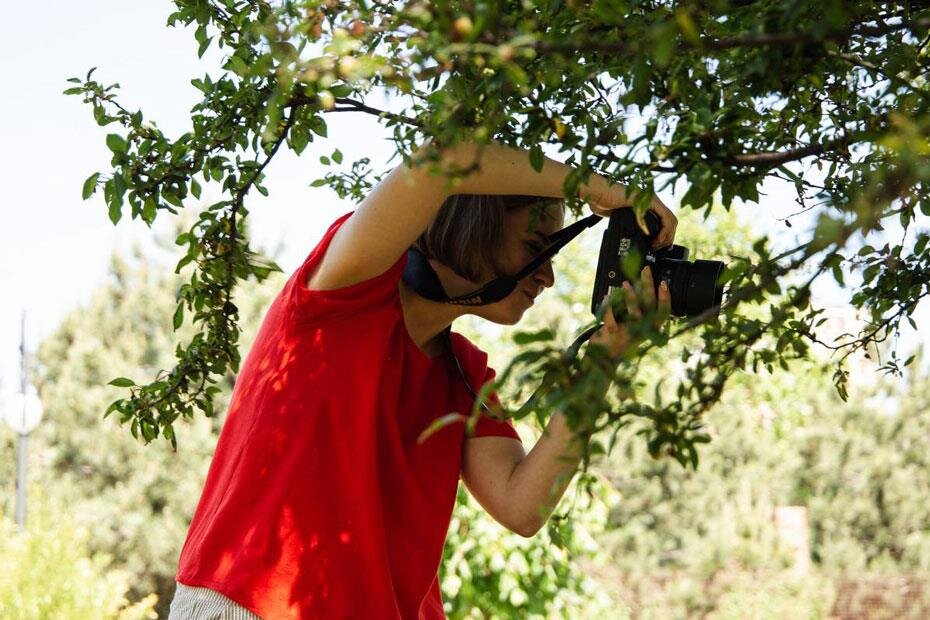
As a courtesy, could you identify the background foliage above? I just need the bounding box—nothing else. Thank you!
[0,494,157,620]
[1,206,925,617]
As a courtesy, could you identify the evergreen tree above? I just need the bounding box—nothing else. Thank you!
[32,243,282,616]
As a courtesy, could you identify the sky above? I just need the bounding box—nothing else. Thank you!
[0,1,395,398]
[0,2,925,403]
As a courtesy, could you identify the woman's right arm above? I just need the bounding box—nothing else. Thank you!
[306,140,663,291]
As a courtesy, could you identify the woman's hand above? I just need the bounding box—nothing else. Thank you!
[589,266,671,360]
[587,183,678,249]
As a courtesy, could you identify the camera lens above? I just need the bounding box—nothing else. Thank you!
[656,261,689,317]
[654,258,725,317]
[685,259,725,316]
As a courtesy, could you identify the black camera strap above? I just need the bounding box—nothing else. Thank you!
[402,213,601,306]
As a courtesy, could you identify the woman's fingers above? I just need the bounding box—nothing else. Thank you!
[650,198,678,248]
[656,278,671,328]
[633,267,670,330]
[599,293,617,329]
[595,269,669,360]
[640,266,656,309]
[592,293,630,358]
[623,266,662,320]
[621,282,642,320]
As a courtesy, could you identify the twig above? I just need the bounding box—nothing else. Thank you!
[827,50,930,98]
[289,93,421,127]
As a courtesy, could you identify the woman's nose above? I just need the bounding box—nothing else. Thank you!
[533,260,555,289]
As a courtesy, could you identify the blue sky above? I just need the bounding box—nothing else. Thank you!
[0,2,925,400]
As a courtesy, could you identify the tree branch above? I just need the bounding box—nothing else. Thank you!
[827,50,930,99]
[720,142,832,166]
[222,104,300,330]
[289,93,421,127]
[706,17,930,50]
[534,17,930,55]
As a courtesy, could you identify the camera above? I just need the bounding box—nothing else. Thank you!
[591,209,725,318]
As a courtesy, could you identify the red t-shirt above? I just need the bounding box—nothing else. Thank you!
[176,212,521,619]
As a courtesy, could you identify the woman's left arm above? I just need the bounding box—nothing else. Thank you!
[461,411,585,537]
[462,267,671,537]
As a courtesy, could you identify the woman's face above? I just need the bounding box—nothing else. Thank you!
[472,204,564,325]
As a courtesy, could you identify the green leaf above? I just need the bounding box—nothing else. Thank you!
[140,421,157,441]
[109,377,136,387]
[82,173,100,200]
[106,133,128,155]
[142,198,157,223]
[103,401,121,419]
[289,128,309,154]
[163,190,183,208]
[416,413,468,443]
[173,304,184,329]
[513,329,554,345]
[330,84,353,97]
[529,144,544,173]
[196,23,212,58]
[112,173,127,200]
[915,234,928,255]
[227,54,249,76]
[164,423,177,450]
[108,199,123,225]
[175,254,194,273]
[308,115,328,137]
[920,198,930,217]
[332,149,343,164]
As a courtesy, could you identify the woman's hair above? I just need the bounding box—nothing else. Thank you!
[414,194,564,282]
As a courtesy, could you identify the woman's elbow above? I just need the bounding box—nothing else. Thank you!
[509,513,544,538]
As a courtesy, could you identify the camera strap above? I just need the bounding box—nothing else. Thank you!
[402,213,601,306]
[402,213,603,424]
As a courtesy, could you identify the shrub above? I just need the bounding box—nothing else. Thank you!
[0,494,157,620]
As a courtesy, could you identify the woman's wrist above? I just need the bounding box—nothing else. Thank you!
[578,172,626,207]
[578,173,630,210]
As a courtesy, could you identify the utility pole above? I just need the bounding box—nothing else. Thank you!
[16,311,28,529]
[3,311,43,529]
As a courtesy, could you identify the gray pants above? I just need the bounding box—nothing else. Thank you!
[168,582,262,619]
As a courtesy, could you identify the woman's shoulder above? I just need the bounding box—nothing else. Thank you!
[285,211,408,326]
[448,332,491,372]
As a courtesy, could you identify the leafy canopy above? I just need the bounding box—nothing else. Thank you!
[67,0,930,465]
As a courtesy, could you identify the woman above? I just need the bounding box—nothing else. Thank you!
[169,140,676,619]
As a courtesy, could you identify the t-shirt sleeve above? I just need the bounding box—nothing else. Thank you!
[286,211,408,326]
[471,366,522,442]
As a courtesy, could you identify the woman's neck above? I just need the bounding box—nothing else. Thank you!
[398,259,479,356]
[398,282,464,356]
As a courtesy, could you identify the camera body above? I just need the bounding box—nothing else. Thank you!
[591,209,725,318]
